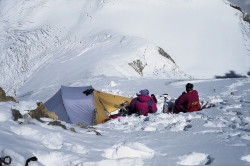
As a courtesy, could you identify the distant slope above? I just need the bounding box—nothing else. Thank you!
[0,0,188,95]
[0,0,249,95]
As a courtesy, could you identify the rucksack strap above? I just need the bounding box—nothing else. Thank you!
[134,98,138,105]
[147,99,153,108]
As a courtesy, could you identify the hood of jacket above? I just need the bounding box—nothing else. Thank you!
[136,94,151,103]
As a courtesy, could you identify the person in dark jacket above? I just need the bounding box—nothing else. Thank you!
[130,89,157,116]
[175,83,200,113]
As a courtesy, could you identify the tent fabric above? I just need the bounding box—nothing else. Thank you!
[95,91,132,114]
[61,86,94,125]
[44,86,132,125]
[44,88,72,123]
[93,91,109,125]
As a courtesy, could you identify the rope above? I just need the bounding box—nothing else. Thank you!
[0,156,12,165]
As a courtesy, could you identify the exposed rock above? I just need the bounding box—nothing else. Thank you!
[0,87,16,102]
[77,122,101,135]
[48,120,67,130]
[29,102,58,122]
[77,122,89,129]
[158,47,175,64]
[128,59,146,76]
[11,109,23,121]
[70,127,76,132]
[230,3,249,24]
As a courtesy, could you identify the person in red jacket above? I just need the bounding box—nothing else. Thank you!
[175,83,200,113]
[130,89,157,116]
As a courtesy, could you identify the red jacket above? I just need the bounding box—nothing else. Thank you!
[130,94,157,116]
[175,90,200,112]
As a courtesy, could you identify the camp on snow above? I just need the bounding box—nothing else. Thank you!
[44,86,132,125]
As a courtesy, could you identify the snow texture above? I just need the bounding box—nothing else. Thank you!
[1,77,250,165]
[0,0,250,166]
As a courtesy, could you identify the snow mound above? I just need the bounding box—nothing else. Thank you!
[242,155,250,163]
[109,81,118,87]
[103,142,154,159]
[177,152,211,165]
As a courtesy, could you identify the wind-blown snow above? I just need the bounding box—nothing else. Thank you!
[1,0,250,165]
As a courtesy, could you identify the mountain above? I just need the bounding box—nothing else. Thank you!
[1,1,250,165]
[0,0,250,96]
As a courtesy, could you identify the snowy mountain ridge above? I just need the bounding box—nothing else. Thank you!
[1,0,250,96]
[0,0,189,95]
[1,1,250,165]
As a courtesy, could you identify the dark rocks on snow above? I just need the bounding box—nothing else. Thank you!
[128,59,146,76]
[0,87,16,102]
[28,102,58,122]
[48,120,67,130]
[12,109,23,121]
[158,47,175,64]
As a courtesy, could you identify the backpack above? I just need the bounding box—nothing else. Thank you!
[133,98,154,115]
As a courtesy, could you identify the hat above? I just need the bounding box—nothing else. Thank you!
[139,89,149,96]
[186,83,194,92]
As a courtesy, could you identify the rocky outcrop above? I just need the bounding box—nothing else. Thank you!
[29,102,58,121]
[128,60,147,76]
[48,121,67,130]
[230,4,249,24]
[158,47,175,64]
[0,87,16,102]
[12,109,23,121]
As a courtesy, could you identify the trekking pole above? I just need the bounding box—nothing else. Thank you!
[162,94,168,113]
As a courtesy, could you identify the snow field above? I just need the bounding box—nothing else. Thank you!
[1,0,250,165]
[1,77,250,165]
[177,152,211,166]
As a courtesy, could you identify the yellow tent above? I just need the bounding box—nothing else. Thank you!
[94,90,132,124]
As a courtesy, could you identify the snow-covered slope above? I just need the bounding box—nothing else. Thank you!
[1,0,250,95]
[1,1,250,165]
[1,77,250,166]
[0,0,187,95]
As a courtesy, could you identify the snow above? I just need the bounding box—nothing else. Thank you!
[1,0,250,95]
[1,77,250,165]
[177,152,211,165]
[103,142,154,159]
[0,0,250,165]
[242,155,250,164]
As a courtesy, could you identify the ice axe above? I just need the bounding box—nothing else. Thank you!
[162,93,168,113]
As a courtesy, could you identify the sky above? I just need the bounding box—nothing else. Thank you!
[229,0,250,14]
